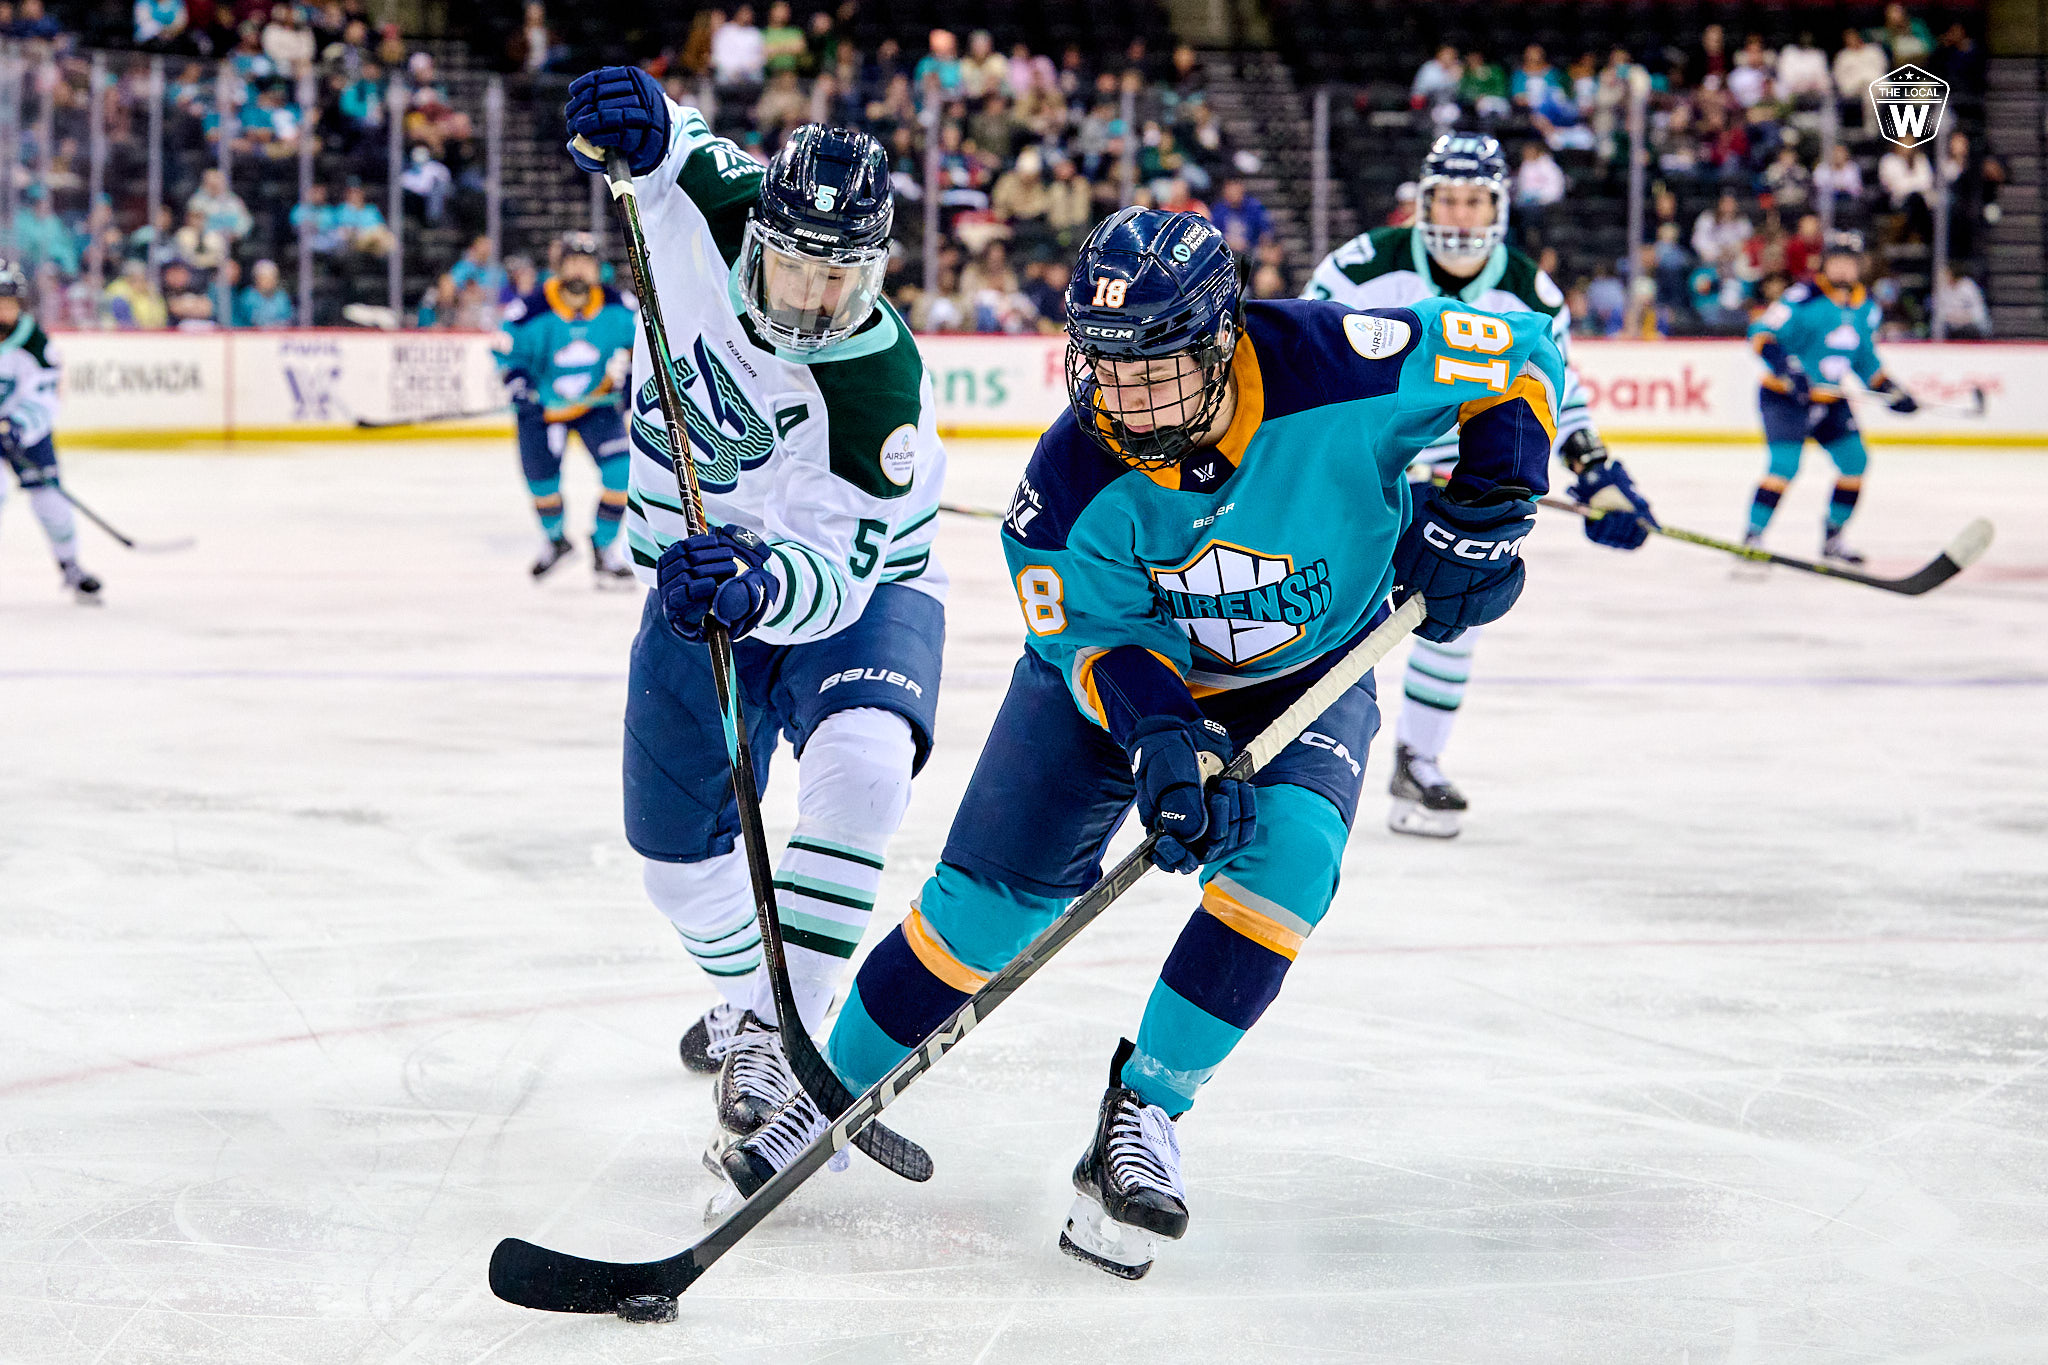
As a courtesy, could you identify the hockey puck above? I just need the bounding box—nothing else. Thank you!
[615,1294,678,1323]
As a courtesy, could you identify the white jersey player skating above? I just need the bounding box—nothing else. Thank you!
[1305,133,1654,836]
[565,68,947,1158]
[0,260,100,603]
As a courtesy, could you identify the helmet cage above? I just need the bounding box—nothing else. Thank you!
[1417,173,1510,265]
[1064,314,1238,470]
[740,216,888,353]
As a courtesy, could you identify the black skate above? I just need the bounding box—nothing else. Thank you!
[710,1011,799,1139]
[61,563,102,604]
[678,1000,745,1074]
[592,541,635,588]
[1387,742,1466,839]
[1059,1038,1188,1280]
[709,1084,849,1221]
[1821,527,1865,566]
[530,534,573,578]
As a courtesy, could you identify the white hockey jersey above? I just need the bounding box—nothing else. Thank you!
[618,100,946,646]
[1304,226,1593,465]
[0,314,61,448]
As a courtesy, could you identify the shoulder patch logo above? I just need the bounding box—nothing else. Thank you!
[879,423,917,486]
[1343,312,1412,360]
[1535,271,1565,308]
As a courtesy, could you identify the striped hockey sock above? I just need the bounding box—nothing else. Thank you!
[1396,631,1477,759]
[759,830,884,1032]
[1827,476,1862,531]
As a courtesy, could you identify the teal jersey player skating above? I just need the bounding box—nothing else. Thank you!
[1007,294,1564,705]
[494,278,639,418]
[1749,278,1891,403]
[818,295,1562,1165]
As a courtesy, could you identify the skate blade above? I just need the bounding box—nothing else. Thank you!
[1387,798,1460,839]
[1059,1194,1156,1280]
[701,1129,734,1179]
[703,1178,744,1225]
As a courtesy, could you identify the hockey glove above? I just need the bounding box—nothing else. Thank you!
[565,65,671,177]
[1392,485,1537,643]
[657,525,781,642]
[1126,714,1257,875]
[502,368,541,415]
[0,416,19,462]
[1780,366,1812,408]
[1887,390,1918,415]
[1571,457,1658,551]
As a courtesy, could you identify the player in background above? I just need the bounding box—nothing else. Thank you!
[1304,133,1654,838]
[494,231,639,584]
[717,208,1564,1278]
[565,67,948,1161]
[0,261,99,604]
[1744,229,1916,565]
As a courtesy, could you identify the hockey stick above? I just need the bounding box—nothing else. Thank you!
[354,404,510,429]
[1842,384,1986,420]
[1541,496,1994,596]
[584,138,929,1184]
[61,489,195,553]
[940,500,1002,520]
[488,592,1428,1319]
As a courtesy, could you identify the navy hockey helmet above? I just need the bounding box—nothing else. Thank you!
[1821,228,1866,260]
[743,123,893,353]
[0,258,26,299]
[1062,207,1243,470]
[1417,131,1510,267]
[558,230,602,260]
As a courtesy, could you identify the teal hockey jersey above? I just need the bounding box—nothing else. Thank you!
[1749,279,1891,403]
[1002,296,1562,726]
[495,279,639,418]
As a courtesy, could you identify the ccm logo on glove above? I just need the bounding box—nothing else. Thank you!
[1420,520,1529,561]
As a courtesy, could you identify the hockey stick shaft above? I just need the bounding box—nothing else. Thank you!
[1841,384,1985,419]
[488,593,1427,1313]
[587,140,928,1182]
[354,404,510,429]
[1539,496,1992,595]
[59,488,194,553]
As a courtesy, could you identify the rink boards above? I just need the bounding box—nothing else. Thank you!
[49,328,2048,446]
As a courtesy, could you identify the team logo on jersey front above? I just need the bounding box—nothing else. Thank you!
[630,335,773,492]
[1151,540,1332,666]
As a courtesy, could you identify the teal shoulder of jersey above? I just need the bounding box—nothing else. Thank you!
[495,282,638,410]
[1002,297,1560,710]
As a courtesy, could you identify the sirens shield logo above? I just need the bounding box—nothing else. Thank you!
[1870,65,1947,149]
[1151,541,1332,666]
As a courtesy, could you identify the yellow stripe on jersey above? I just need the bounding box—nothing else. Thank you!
[1457,370,1557,446]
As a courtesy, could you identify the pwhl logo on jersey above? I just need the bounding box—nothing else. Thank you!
[631,336,772,492]
[1152,541,1331,666]
[1870,65,1947,149]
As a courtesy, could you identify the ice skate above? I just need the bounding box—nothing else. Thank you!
[1059,1039,1187,1280]
[678,1000,746,1075]
[61,563,102,604]
[708,1084,850,1220]
[592,540,635,588]
[709,1011,799,1139]
[1821,526,1865,566]
[1387,743,1466,839]
[530,534,573,578]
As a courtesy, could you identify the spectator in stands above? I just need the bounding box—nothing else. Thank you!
[102,258,168,329]
[1930,23,1985,97]
[1411,44,1460,115]
[10,0,58,39]
[1776,32,1830,101]
[242,81,301,158]
[229,22,278,88]
[1697,24,1729,81]
[509,3,563,74]
[1761,142,1811,211]
[1834,30,1887,133]
[960,29,1005,99]
[1933,267,1989,338]
[760,2,805,75]
[1687,260,1745,332]
[450,235,504,299]
[1691,189,1752,269]
[1208,177,1270,256]
[1156,176,1208,220]
[913,28,960,99]
[1510,44,1563,111]
[189,169,252,242]
[161,260,216,327]
[235,258,295,326]
[970,93,1019,163]
[1044,154,1093,247]
[1878,142,1935,242]
[401,143,452,225]
[712,5,765,89]
[1457,53,1509,122]
[1941,129,2003,258]
[1874,3,1933,64]
[417,272,458,328]
[128,203,175,268]
[1785,212,1824,279]
[502,254,537,305]
[990,146,1052,253]
[753,70,807,141]
[1250,262,1290,300]
[1168,43,1205,110]
[1726,38,1772,109]
[1512,141,1565,248]
[1020,257,1069,330]
[334,181,392,255]
[1743,209,1789,280]
[1385,181,1418,228]
[11,188,80,281]
[172,204,228,276]
[1814,142,1865,217]
[262,3,314,75]
[1585,268,1626,335]
[135,0,187,49]
[291,182,346,253]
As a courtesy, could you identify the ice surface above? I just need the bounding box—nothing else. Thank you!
[3,439,2046,1364]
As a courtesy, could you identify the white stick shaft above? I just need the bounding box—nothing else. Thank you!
[1241,594,1428,774]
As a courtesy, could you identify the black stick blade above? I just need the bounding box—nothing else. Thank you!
[489,1237,703,1313]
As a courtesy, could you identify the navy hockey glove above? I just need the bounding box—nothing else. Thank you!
[502,368,540,415]
[1126,714,1257,875]
[1571,457,1658,551]
[657,525,780,642]
[1780,366,1812,408]
[1886,390,1918,415]
[1392,485,1537,643]
[565,65,670,177]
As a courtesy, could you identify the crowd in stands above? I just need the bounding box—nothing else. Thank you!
[1404,4,2000,337]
